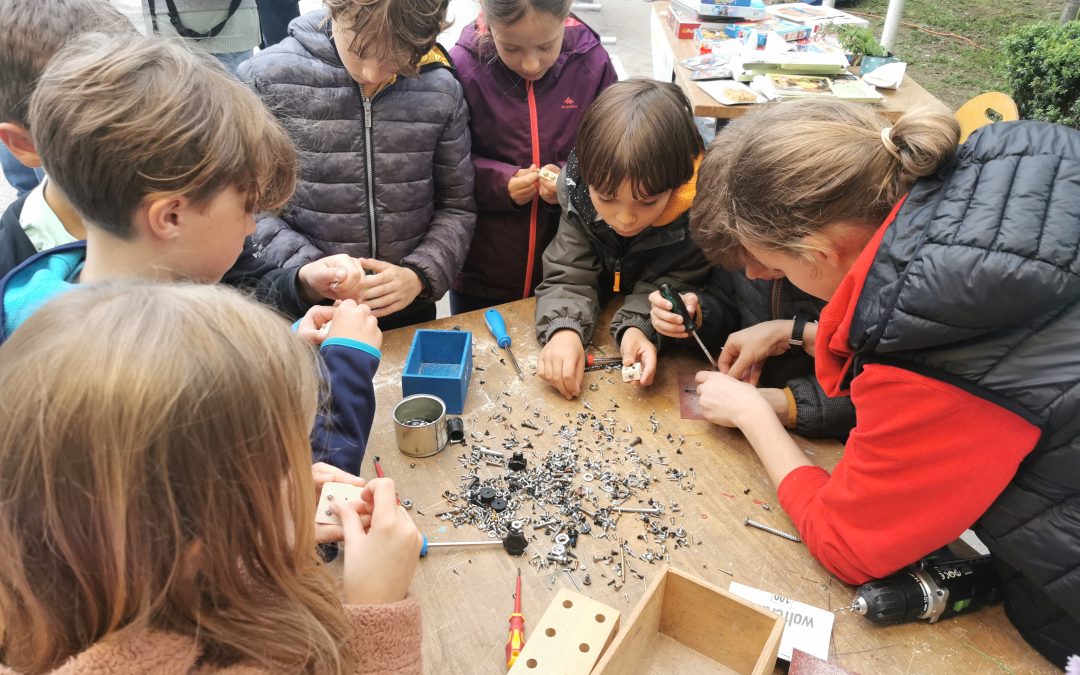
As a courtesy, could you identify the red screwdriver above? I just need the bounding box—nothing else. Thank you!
[505,568,526,669]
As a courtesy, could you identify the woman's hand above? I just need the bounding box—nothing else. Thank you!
[718,320,794,385]
[693,370,773,428]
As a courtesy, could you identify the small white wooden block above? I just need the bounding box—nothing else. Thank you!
[507,588,620,675]
[622,363,642,382]
[538,167,559,183]
[315,481,364,526]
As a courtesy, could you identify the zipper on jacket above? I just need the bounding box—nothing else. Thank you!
[362,93,378,260]
[613,258,621,292]
[524,80,540,299]
[771,279,783,320]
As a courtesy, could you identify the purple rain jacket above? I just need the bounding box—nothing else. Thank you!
[450,15,617,302]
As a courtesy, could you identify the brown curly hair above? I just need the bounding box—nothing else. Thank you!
[325,0,451,74]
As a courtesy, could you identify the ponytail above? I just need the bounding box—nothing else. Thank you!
[691,100,959,266]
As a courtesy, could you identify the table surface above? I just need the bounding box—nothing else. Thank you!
[651,2,952,121]
[368,298,1054,674]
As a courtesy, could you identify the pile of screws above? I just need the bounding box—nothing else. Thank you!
[431,394,705,590]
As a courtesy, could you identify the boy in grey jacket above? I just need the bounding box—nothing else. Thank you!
[241,0,476,329]
[534,80,711,399]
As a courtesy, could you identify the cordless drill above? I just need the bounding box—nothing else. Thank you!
[851,555,1000,624]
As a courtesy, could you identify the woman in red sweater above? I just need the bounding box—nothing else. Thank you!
[690,100,1079,666]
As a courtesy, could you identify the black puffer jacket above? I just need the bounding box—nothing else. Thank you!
[240,10,476,298]
[846,120,1080,665]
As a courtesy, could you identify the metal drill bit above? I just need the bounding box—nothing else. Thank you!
[690,331,718,369]
[744,518,802,543]
[504,346,524,379]
[425,540,505,549]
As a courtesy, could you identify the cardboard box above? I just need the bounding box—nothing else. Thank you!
[667,2,702,40]
[401,329,472,415]
[592,566,783,675]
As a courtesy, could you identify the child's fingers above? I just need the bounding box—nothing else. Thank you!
[648,290,673,311]
[364,478,401,530]
[331,499,368,542]
[638,347,657,386]
[312,463,366,490]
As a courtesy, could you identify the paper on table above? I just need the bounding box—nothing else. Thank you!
[728,582,834,661]
[863,61,907,90]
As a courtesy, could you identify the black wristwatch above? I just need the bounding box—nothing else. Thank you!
[789,315,809,348]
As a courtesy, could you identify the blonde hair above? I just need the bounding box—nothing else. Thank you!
[577,78,704,199]
[0,283,348,673]
[28,33,297,239]
[691,100,960,266]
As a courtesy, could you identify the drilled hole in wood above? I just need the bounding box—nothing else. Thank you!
[526,659,538,668]
[562,599,573,608]
[579,643,590,653]
[545,627,556,637]
[595,613,606,623]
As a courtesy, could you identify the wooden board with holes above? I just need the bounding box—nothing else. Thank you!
[367,298,1055,675]
[507,589,619,674]
[649,1,952,120]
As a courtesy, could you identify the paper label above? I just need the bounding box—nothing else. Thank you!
[728,582,834,661]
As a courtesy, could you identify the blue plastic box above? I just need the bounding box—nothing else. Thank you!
[402,329,472,414]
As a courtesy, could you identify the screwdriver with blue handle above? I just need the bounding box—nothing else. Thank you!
[485,308,524,379]
[658,283,717,369]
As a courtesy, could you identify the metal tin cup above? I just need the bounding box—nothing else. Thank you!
[393,394,448,458]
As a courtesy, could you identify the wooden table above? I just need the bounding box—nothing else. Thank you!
[368,298,1054,674]
[649,1,951,121]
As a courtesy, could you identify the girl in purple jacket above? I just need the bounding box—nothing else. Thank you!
[449,0,617,313]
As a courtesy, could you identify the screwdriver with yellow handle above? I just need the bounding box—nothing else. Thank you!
[505,568,526,669]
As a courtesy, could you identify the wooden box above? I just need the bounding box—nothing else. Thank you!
[592,566,783,675]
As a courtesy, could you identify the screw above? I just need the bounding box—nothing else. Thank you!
[610,506,662,514]
[744,518,802,543]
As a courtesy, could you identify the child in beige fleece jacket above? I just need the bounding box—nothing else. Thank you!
[0,284,423,675]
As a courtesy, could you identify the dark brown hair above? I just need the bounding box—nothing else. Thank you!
[325,0,450,73]
[481,0,573,25]
[577,78,704,199]
[29,33,297,240]
[0,0,133,127]
[691,99,959,266]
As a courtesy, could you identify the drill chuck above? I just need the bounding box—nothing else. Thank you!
[852,555,1000,625]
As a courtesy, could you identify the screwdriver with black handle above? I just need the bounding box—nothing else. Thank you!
[658,283,717,369]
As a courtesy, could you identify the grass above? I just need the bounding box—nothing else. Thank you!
[840,0,1062,109]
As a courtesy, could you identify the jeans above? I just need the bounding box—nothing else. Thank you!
[214,50,253,76]
[257,0,301,47]
[0,145,43,198]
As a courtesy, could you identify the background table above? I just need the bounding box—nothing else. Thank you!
[367,298,1054,674]
[649,1,952,121]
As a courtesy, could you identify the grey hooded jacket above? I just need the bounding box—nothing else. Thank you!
[239,10,476,298]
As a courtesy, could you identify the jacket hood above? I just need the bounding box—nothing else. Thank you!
[563,151,701,229]
[454,14,603,83]
[816,120,1080,396]
[0,241,86,342]
[289,9,337,65]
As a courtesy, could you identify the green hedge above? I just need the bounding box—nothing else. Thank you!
[1002,22,1080,129]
